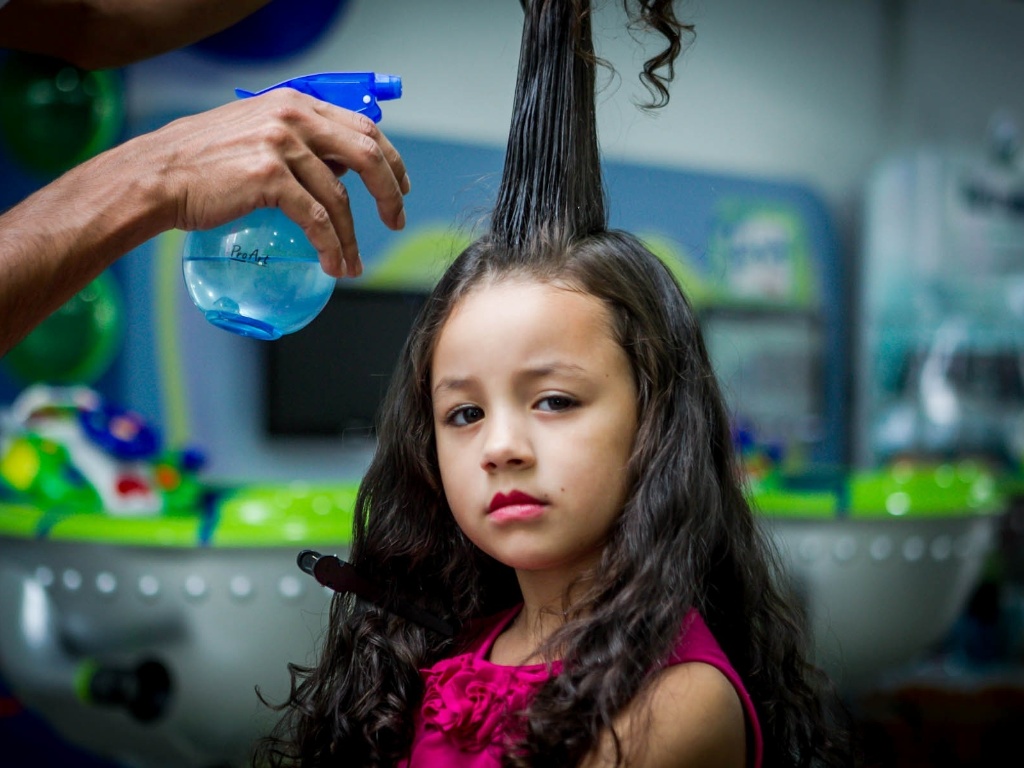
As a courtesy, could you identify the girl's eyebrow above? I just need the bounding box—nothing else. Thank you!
[432,362,590,397]
[525,361,589,379]
[432,376,473,396]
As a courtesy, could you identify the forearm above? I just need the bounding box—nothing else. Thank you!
[0,137,172,356]
[0,0,273,70]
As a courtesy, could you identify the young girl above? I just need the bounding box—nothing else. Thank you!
[256,1,853,766]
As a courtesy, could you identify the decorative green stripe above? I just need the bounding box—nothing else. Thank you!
[751,462,1006,519]
[1,483,360,545]
[47,510,201,546]
[0,502,46,537]
[210,483,358,548]
[154,229,191,448]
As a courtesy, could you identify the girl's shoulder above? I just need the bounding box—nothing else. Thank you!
[609,658,749,768]
[581,613,759,768]
[658,611,764,768]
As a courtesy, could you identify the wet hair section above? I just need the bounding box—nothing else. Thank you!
[490,0,692,252]
[491,0,604,249]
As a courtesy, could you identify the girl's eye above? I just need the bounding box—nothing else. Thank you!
[446,405,484,426]
[536,395,576,412]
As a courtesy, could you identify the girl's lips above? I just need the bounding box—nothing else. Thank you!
[488,503,547,524]
[489,490,543,513]
[488,490,547,524]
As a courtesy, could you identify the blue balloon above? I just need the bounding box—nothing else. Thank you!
[190,0,351,63]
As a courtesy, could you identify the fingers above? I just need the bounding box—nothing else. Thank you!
[273,169,353,278]
[309,99,410,231]
[379,126,413,195]
[270,92,409,279]
[163,89,410,280]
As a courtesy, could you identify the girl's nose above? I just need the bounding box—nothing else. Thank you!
[480,417,534,472]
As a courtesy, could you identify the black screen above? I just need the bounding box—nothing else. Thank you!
[265,287,429,436]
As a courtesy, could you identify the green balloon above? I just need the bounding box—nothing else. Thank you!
[0,52,124,176]
[4,271,125,384]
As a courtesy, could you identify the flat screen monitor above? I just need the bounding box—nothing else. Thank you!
[265,287,429,437]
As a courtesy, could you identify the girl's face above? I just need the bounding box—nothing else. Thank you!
[431,278,638,581]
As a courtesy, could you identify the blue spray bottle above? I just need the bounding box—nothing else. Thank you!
[181,72,402,340]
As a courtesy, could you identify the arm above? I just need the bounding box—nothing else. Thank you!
[0,88,409,356]
[580,662,748,768]
[0,0,274,70]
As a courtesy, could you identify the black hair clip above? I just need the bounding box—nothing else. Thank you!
[297,550,454,638]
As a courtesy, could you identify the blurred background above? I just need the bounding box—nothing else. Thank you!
[1,0,1023,765]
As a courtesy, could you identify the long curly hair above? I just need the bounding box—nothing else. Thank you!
[254,1,853,766]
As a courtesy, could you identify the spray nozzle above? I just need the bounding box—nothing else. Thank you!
[235,71,402,124]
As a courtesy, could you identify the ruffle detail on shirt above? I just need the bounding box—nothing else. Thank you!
[419,654,550,753]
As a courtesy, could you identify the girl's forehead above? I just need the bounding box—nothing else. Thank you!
[452,275,580,312]
[440,278,596,336]
[431,278,622,372]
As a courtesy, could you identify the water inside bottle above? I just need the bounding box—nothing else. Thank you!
[181,212,337,340]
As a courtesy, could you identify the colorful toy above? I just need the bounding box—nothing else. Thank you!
[0,385,204,516]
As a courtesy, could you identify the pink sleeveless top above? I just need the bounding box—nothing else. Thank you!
[399,606,764,767]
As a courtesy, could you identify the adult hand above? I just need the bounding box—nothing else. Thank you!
[0,90,410,355]
[139,88,410,278]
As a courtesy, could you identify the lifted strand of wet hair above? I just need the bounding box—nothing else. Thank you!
[492,0,606,250]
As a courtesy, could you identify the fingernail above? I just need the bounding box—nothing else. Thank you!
[337,258,348,278]
[401,173,411,194]
[397,209,406,229]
